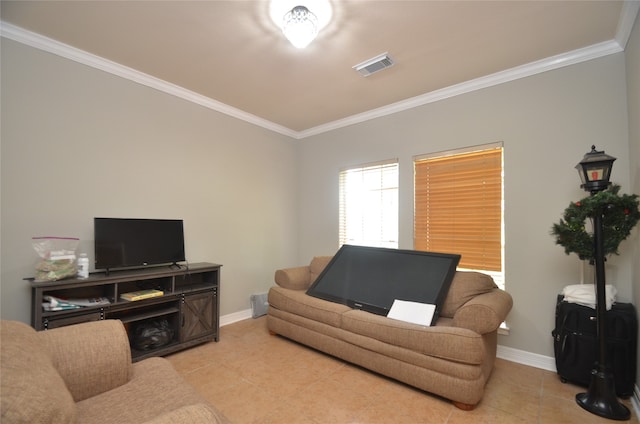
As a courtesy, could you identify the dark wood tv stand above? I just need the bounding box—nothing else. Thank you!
[30,262,221,361]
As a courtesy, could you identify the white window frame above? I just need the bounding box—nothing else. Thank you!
[339,159,399,249]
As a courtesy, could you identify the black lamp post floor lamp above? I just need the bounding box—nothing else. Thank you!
[574,207,629,420]
[574,146,629,421]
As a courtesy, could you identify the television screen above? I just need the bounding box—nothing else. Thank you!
[306,245,460,325]
[94,218,185,271]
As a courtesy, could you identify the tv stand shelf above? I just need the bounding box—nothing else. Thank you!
[30,262,221,361]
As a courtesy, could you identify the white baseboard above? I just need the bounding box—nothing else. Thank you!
[220,308,252,327]
[496,344,557,372]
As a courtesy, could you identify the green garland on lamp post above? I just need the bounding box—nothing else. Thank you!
[551,184,640,261]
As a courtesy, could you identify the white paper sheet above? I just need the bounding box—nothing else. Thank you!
[387,299,435,326]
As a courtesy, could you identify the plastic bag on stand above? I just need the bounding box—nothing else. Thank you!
[32,237,79,281]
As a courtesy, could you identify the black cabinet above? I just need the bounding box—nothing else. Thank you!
[30,262,221,361]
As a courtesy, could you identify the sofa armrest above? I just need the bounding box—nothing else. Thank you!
[452,289,513,334]
[142,404,230,424]
[38,319,132,402]
[275,266,311,290]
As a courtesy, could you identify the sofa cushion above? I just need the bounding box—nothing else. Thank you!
[338,328,485,380]
[75,357,227,424]
[0,320,77,424]
[341,310,485,364]
[440,271,497,318]
[309,256,333,283]
[269,286,351,328]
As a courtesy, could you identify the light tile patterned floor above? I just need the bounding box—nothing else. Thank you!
[166,316,637,423]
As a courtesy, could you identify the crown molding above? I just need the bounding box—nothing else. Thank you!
[1,15,633,141]
[300,2,638,139]
[0,21,299,139]
[298,39,623,139]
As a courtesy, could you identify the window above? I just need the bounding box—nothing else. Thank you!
[339,160,399,249]
[414,143,504,289]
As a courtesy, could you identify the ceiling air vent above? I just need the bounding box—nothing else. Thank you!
[353,53,394,77]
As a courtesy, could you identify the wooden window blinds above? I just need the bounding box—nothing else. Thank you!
[414,146,503,272]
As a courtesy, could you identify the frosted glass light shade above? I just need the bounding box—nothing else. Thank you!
[283,6,318,48]
[269,0,332,49]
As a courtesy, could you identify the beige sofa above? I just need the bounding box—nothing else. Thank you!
[0,319,229,424]
[267,256,513,409]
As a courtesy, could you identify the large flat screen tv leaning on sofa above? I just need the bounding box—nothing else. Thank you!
[306,245,461,325]
[94,218,185,273]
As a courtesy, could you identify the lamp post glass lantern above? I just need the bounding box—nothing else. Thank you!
[574,146,630,420]
[575,145,616,194]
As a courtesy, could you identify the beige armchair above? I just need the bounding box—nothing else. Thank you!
[0,319,228,424]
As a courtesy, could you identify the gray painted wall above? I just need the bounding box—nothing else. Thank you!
[295,53,633,358]
[2,16,638,363]
[1,38,298,321]
[625,11,640,396]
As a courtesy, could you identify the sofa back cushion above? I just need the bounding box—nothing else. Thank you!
[309,256,333,284]
[440,271,497,318]
[1,320,77,423]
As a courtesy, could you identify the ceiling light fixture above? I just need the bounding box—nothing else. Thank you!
[270,0,332,49]
[283,6,318,48]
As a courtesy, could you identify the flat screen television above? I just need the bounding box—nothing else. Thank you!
[306,245,461,325]
[94,218,185,272]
